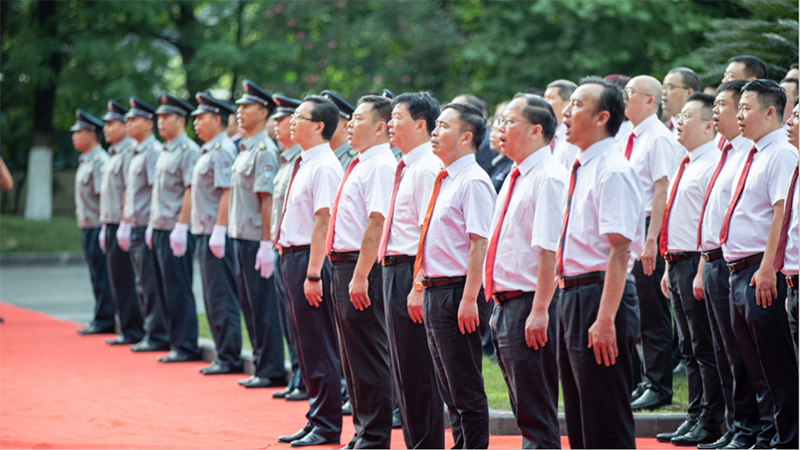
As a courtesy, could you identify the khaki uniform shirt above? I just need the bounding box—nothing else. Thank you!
[149,132,200,231]
[271,144,302,239]
[100,136,137,225]
[123,135,162,227]
[75,145,109,229]
[190,132,236,235]
[228,130,280,242]
[333,141,359,172]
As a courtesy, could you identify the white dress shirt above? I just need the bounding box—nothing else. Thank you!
[421,153,496,278]
[628,113,683,216]
[782,170,799,276]
[385,142,442,256]
[614,120,634,149]
[551,123,581,170]
[277,143,344,247]
[561,138,645,276]
[665,141,719,252]
[331,143,396,252]
[486,147,567,292]
[722,128,799,261]
[699,134,753,251]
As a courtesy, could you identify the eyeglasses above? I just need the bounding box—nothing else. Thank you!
[497,116,532,127]
[675,113,710,123]
[291,113,317,123]
[662,84,689,92]
[624,88,653,98]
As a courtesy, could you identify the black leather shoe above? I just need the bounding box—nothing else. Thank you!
[106,336,142,345]
[720,437,755,449]
[291,432,339,447]
[673,360,687,377]
[341,433,357,449]
[630,388,671,411]
[671,424,721,446]
[199,361,243,375]
[77,325,115,335]
[285,388,308,401]
[238,376,287,388]
[130,339,170,352]
[157,350,202,363]
[273,385,295,399]
[278,428,311,443]
[631,384,646,402]
[341,400,352,416]
[698,431,735,449]
[656,417,698,443]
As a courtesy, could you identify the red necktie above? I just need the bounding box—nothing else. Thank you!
[719,146,758,244]
[275,156,303,246]
[660,155,690,256]
[413,169,448,279]
[484,167,521,298]
[324,156,360,255]
[550,136,556,153]
[696,143,732,248]
[624,132,635,160]
[377,159,406,261]
[774,165,799,272]
[556,160,581,276]
[717,136,727,150]
[667,120,674,131]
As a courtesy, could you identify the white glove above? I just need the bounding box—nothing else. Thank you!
[209,225,227,259]
[169,223,188,258]
[145,224,153,250]
[99,224,107,254]
[116,222,131,252]
[254,240,275,279]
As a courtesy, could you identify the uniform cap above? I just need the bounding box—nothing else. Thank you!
[382,89,396,99]
[102,99,129,123]
[155,93,194,117]
[192,91,236,117]
[125,96,156,119]
[320,90,355,120]
[236,80,277,115]
[272,94,302,118]
[69,109,104,132]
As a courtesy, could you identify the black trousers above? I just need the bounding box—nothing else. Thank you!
[491,291,560,449]
[274,252,304,391]
[730,263,798,448]
[233,239,286,379]
[382,261,444,449]
[81,227,115,330]
[281,250,342,441]
[129,227,168,346]
[788,286,798,357]
[558,278,639,449]
[151,229,200,357]
[104,223,144,341]
[668,256,724,429]
[423,280,491,449]
[330,260,393,449]
[196,235,242,368]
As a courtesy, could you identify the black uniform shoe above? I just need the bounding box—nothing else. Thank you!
[77,324,115,335]
[630,388,671,411]
[278,428,311,443]
[698,431,735,449]
[238,376,287,388]
[720,438,756,449]
[290,432,339,447]
[341,400,352,416]
[673,360,687,377]
[285,388,308,401]
[199,361,243,375]
[342,433,357,449]
[273,385,295,399]
[656,417,699,443]
[106,336,142,345]
[157,350,202,363]
[671,424,721,446]
[631,384,646,402]
[130,339,170,352]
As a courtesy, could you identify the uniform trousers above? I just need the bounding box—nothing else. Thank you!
[274,251,304,391]
[196,234,242,369]
[702,257,762,443]
[233,239,286,379]
[129,227,168,346]
[151,229,201,357]
[787,286,798,356]
[667,256,724,429]
[330,260,393,449]
[382,261,444,449]
[491,291,560,449]
[730,262,798,448]
[81,227,116,330]
[557,278,639,449]
[104,223,144,341]
[280,250,342,442]
[423,280,491,449]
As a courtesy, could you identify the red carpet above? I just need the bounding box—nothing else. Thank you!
[0,302,676,449]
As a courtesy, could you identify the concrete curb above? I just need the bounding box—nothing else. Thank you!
[0,251,86,266]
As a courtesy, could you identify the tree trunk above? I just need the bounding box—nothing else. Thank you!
[228,0,245,100]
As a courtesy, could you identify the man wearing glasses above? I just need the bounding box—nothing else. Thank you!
[662,68,699,139]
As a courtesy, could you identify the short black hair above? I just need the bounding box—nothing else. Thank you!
[686,92,715,120]
[780,77,799,94]
[741,79,787,118]
[356,95,392,125]
[546,80,577,101]
[302,95,340,141]
[392,91,441,135]
[442,102,487,150]
[716,79,748,106]
[668,67,700,92]
[579,76,625,137]
[454,94,487,117]
[512,93,557,142]
[728,55,768,80]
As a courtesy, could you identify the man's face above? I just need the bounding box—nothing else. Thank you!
[431,108,466,162]
[563,84,602,151]
[237,103,265,136]
[274,115,293,149]
[388,102,420,152]
[780,81,797,123]
[192,112,218,143]
[624,79,654,123]
[662,72,691,118]
[126,116,151,142]
[786,104,799,149]
[103,120,127,145]
[786,68,800,80]
[498,97,536,162]
[722,61,748,82]
[676,101,710,150]
[290,102,318,149]
[713,90,739,140]
[72,129,95,152]
[737,91,773,141]
[544,87,566,124]
[347,103,379,152]
[265,116,276,139]
[157,113,184,141]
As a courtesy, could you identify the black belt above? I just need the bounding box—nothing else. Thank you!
[701,248,724,262]
[787,275,798,288]
[381,254,416,266]
[727,253,763,274]
[664,251,700,264]
[492,290,527,303]
[421,276,466,288]
[278,245,310,256]
[328,251,360,263]
[559,271,605,290]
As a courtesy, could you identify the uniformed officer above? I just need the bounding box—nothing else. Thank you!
[119,97,170,352]
[275,95,344,448]
[320,90,359,170]
[190,91,243,375]
[270,93,307,401]
[229,81,287,388]
[100,99,144,345]
[72,109,115,335]
[149,93,202,363]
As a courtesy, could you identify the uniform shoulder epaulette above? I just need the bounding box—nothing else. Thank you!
[182,143,189,150]
[214,143,220,150]
[259,143,266,150]
[145,144,152,151]
[348,149,358,156]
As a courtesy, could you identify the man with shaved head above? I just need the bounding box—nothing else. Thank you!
[624,75,683,412]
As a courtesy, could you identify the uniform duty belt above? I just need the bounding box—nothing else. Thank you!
[328,251,360,263]
[558,271,605,290]
[278,245,310,256]
[421,276,467,288]
[787,275,798,288]
[701,248,724,262]
[492,290,527,303]
[381,254,416,266]
[664,251,700,264]
[726,252,763,274]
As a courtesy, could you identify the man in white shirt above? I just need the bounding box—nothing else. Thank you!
[485,94,566,448]
[414,103,496,448]
[723,80,798,448]
[662,68,699,138]
[657,93,724,446]
[558,77,644,449]
[381,92,445,449]
[544,79,581,170]
[782,103,799,353]
[624,75,682,411]
[721,55,767,83]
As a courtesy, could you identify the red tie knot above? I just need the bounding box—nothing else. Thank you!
[436,169,448,183]
[572,159,581,170]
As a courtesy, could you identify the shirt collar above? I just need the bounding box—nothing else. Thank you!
[302,143,333,162]
[633,113,661,137]
[516,145,551,176]
[281,144,302,164]
[755,128,786,153]
[555,122,567,138]
[730,134,752,152]
[165,132,188,152]
[80,144,104,163]
[402,141,432,166]
[240,130,268,152]
[577,137,616,166]
[688,140,716,161]
[202,131,229,153]
[109,137,132,155]
[357,142,391,162]
[134,134,157,154]
[445,152,475,178]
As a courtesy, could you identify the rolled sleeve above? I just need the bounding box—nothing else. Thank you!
[462,177,496,238]
[253,149,278,195]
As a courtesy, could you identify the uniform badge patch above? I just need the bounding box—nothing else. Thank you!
[214,143,220,150]
[182,144,188,150]
[259,143,266,150]
[348,149,358,156]
[263,164,274,179]
[222,161,231,176]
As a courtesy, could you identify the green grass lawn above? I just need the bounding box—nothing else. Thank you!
[1,214,84,253]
